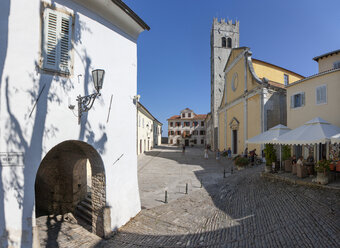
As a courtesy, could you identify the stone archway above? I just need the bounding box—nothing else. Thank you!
[35,140,107,237]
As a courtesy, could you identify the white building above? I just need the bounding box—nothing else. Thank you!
[137,102,162,155]
[0,0,149,246]
[168,108,207,146]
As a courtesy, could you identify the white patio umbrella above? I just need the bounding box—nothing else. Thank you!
[246,124,291,170]
[331,133,340,144]
[246,124,291,144]
[273,117,340,145]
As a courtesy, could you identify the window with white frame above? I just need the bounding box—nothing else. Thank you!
[284,74,289,86]
[333,61,340,69]
[316,85,327,105]
[138,115,141,127]
[42,8,72,74]
[290,92,305,108]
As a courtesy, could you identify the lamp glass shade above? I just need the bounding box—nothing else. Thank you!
[92,69,105,92]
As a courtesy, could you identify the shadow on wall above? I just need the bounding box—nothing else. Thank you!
[0,1,10,247]
[2,3,107,247]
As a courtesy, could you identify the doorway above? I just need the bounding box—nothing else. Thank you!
[35,140,107,237]
[232,130,238,154]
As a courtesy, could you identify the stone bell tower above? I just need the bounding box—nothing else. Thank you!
[210,18,239,150]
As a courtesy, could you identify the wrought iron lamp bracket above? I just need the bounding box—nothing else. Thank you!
[77,92,101,124]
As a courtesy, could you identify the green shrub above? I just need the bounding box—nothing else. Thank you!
[264,144,277,166]
[282,145,291,161]
[235,156,249,167]
[315,159,330,173]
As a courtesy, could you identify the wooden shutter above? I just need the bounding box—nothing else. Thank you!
[43,9,58,70]
[59,14,72,73]
[301,92,305,106]
[290,95,294,108]
[316,85,327,104]
[43,8,72,73]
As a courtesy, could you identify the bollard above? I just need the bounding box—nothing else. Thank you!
[231,166,233,174]
[223,169,226,178]
[165,190,168,203]
[185,183,188,194]
[200,178,203,188]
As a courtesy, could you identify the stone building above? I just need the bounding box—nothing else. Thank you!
[210,18,239,150]
[168,108,207,146]
[0,0,149,246]
[217,47,304,155]
[137,102,162,155]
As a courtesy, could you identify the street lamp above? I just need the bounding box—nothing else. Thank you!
[77,69,105,124]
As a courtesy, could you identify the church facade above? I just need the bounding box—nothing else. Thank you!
[217,47,304,155]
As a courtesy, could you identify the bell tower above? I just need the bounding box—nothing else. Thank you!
[210,18,239,150]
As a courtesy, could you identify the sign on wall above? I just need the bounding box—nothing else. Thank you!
[0,152,24,167]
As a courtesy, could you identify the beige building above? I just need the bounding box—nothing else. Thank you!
[218,47,304,155]
[286,49,340,158]
[137,102,162,155]
[287,49,340,128]
[168,108,207,146]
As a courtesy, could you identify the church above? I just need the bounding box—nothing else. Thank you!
[208,19,304,154]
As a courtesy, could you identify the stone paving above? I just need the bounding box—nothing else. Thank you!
[95,145,340,248]
[137,146,228,209]
[37,145,340,247]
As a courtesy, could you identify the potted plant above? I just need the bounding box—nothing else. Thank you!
[282,145,291,172]
[264,144,277,173]
[234,156,249,170]
[315,159,330,185]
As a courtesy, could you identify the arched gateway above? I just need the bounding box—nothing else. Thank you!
[35,140,107,237]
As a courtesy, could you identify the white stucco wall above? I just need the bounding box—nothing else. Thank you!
[0,0,145,246]
[137,110,154,155]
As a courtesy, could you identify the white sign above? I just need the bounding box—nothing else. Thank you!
[0,153,24,167]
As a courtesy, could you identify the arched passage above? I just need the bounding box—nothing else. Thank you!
[35,140,107,237]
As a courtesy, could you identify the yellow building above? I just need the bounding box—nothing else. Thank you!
[218,47,304,155]
[286,49,340,158]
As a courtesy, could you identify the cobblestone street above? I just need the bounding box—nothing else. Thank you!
[97,146,340,247]
[38,145,340,247]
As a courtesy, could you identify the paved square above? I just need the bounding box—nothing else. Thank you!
[98,145,340,247]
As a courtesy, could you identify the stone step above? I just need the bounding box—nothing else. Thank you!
[75,205,92,225]
[79,199,93,212]
[84,196,92,205]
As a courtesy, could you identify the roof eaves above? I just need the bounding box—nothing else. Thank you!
[285,68,340,88]
[111,0,150,31]
[313,49,340,62]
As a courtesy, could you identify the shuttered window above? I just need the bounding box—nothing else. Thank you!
[43,8,72,74]
[333,61,340,69]
[316,85,327,105]
[290,92,305,108]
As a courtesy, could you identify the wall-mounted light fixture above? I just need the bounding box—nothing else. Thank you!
[77,69,105,124]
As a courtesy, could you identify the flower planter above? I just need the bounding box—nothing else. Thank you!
[316,171,329,185]
[237,165,245,170]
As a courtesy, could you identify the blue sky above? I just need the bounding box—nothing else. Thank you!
[124,0,340,137]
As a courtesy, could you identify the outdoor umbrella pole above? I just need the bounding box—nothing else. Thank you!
[280,145,282,171]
